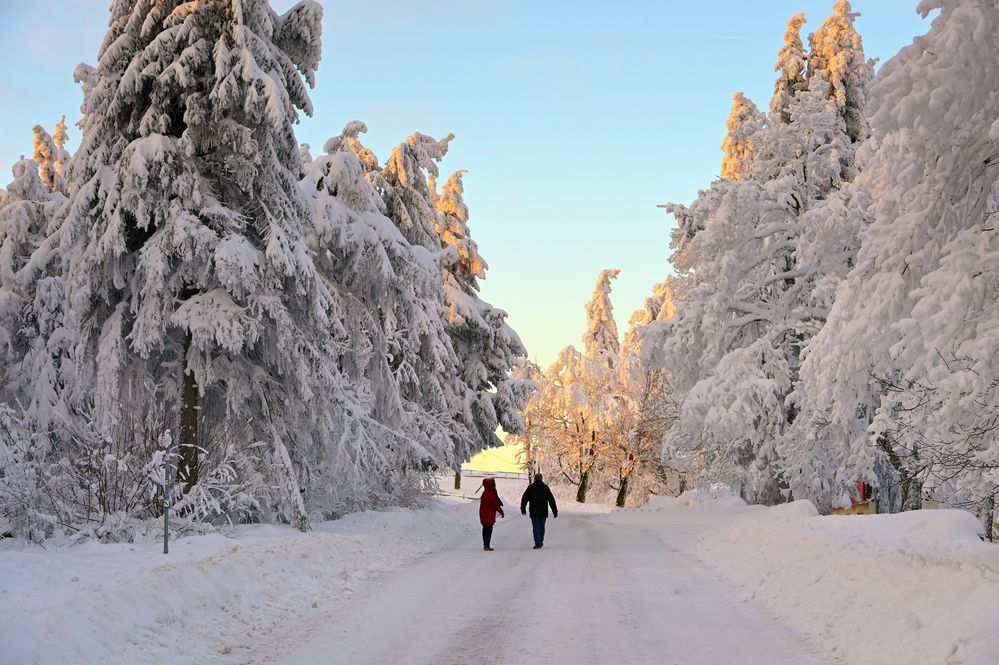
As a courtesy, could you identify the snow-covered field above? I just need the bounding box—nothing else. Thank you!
[2,481,997,665]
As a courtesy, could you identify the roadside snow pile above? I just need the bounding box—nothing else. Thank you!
[695,500,999,665]
[644,484,749,511]
[0,500,475,665]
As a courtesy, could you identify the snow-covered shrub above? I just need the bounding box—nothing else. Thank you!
[0,404,269,543]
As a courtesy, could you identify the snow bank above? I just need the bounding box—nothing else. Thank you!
[643,484,749,511]
[693,501,999,665]
[0,500,476,665]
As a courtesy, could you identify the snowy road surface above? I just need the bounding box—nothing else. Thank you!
[7,486,995,665]
[269,507,829,665]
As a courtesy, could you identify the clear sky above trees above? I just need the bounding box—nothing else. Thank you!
[0,0,932,365]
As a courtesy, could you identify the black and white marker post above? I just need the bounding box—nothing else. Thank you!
[161,430,172,555]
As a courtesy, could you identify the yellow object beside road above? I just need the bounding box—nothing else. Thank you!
[832,500,877,516]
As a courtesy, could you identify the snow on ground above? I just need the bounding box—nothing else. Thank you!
[0,497,477,665]
[635,489,999,665]
[2,480,997,665]
[272,490,827,665]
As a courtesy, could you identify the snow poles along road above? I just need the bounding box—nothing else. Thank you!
[162,430,172,555]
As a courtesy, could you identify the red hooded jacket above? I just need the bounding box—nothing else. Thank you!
[478,478,505,525]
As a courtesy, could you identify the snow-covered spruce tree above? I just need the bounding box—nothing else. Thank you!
[642,5,875,505]
[644,176,803,503]
[648,90,797,500]
[796,0,999,523]
[53,0,373,530]
[31,120,71,195]
[750,4,870,511]
[582,269,621,372]
[374,131,528,468]
[719,93,765,180]
[52,116,70,169]
[0,158,51,359]
[378,132,454,251]
[771,13,808,125]
[807,0,874,144]
[571,268,623,502]
[431,169,529,456]
[773,80,873,511]
[0,155,68,420]
[0,153,77,538]
[302,121,467,498]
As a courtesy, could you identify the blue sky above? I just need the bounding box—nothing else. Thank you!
[0,1,934,367]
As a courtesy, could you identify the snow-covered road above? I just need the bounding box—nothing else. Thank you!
[269,507,828,665]
[7,487,994,665]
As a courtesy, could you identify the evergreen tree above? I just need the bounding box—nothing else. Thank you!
[374,130,527,465]
[719,93,765,180]
[796,0,999,518]
[31,121,70,195]
[573,269,625,501]
[53,116,70,157]
[807,0,874,144]
[646,174,803,502]
[0,157,66,413]
[431,169,528,454]
[582,268,621,370]
[645,4,876,504]
[303,121,466,488]
[770,13,808,124]
[379,131,455,250]
[54,0,365,527]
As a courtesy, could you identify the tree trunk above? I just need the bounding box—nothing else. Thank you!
[576,469,589,503]
[274,437,310,532]
[877,434,920,512]
[615,474,630,508]
[454,470,461,490]
[177,333,199,492]
[981,494,995,542]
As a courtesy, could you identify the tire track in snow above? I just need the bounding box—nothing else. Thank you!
[269,507,835,665]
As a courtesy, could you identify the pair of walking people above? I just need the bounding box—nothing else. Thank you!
[478,474,558,551]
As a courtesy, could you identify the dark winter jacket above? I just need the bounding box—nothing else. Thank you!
[521,480,558,518]
[479,478,505,525]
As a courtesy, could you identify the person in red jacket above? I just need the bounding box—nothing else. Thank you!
[478,477,505,551]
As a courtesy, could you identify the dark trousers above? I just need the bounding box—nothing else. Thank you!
[531,516,546,546]
[482,524,493,548]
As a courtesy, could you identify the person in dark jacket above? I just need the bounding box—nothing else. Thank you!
[520,473,558,549]
[478,477,504,551]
